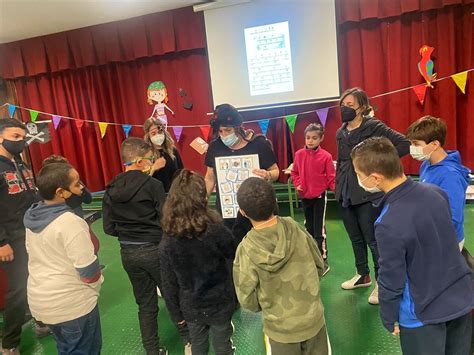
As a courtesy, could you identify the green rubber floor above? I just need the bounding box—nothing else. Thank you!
[14,203,474,354]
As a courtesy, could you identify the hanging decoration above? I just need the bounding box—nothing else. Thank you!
[200,126,211,141]
[52,115,61,130]
[122,124,132,138]
[258,119,270,136]
[451,71,468,94]
[1,68,471,144]
[285,114,298,133]
[412,85,428,105]
[8,104,16,118]
[173,126,184,142]
[98,122,108,139]
[316,108,329,127]
[147,81,174,125]
[418,45,437,88]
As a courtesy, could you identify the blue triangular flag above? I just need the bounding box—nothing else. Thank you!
[8,104,16,118]
[259,119,270,136]
[122,124,132,138]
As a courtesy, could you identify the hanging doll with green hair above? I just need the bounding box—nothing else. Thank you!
[147,81,175,125]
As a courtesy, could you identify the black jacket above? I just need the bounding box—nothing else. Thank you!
[102,170,166,243]
[151,148,184,193]
[159,223,237,324]
[335,117,410,206]
[0,155,39,245]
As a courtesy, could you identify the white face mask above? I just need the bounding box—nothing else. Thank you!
[357,174,382,193]
[410,145,434,161]
[150,133,165,146]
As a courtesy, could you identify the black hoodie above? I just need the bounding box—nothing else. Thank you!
[102,170,166,243]
[0,155,39,245]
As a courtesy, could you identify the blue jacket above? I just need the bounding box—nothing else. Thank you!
[375,178,472,332]
[420,151,471,243]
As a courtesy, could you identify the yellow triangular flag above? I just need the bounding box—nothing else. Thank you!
[98,122,109,139]
[451,71,468,94]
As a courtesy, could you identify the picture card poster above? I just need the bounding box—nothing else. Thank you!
[215,154,260,218]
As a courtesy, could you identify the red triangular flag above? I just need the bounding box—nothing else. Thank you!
[75,119,85,131]
[200,126,211,141]
[412,85,427,105]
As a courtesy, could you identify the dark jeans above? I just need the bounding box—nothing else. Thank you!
[120,243,163,354]
[1,238,29,349]
[188,320,234,355]
[400,312,472,355]
[47,305,101,355]
[268,325,329,355]
[302,192,328,261]
[339,201,380,278]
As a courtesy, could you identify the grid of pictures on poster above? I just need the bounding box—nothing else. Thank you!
[215,154,260,218]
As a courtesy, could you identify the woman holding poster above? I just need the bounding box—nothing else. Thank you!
[204,104,279,241]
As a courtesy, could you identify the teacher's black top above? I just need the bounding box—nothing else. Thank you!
[205,135,276,172]
[335,116,410,207]
[205,135,277,241]
[152,148,184,193]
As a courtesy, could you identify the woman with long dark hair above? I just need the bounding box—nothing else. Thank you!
[336,88,410,304]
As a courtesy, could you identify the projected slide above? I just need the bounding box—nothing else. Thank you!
[244,21,294,96]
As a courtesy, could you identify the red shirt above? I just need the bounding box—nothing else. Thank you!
[291,146,336,199]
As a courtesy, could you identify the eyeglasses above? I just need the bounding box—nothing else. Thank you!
[123,156,155,167]
[139,156,155,163]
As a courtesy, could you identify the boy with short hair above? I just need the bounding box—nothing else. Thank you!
[406,115,471,250]
[0,118,41,354]
[291,123,335,273]
[24,162,103,354]
[351,137,472,354]
[102,137,168,355]
[233,177,328,355]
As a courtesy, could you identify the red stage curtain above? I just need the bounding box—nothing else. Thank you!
[337,0,473,24]
[0,7,206,79]
[11,51,213,191]
[336,3,474,173]
[0,6,212,191]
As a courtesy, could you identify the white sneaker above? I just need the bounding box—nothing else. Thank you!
[157,286,162,297]
[184,342,192,355]
[341,274,372,290]
[368,284,379,305]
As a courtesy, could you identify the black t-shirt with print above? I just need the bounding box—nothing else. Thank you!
[205,135,276,171]
[205,135,277,241]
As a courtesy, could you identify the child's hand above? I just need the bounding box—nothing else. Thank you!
[392,325,400,336]
[296,185,303,192]
[0,244,14,262]
[151,157,166,173]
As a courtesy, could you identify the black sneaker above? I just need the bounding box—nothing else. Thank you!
[158,347,168,355]
[341,274,372,290]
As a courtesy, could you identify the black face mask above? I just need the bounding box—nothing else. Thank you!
[340,106,360,123]
[2,139,26,156]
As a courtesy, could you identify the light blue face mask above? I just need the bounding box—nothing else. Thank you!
[221,133,239,147]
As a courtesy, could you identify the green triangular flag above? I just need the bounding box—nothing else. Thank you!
[30,110,39,123]
[285,114,298,133]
